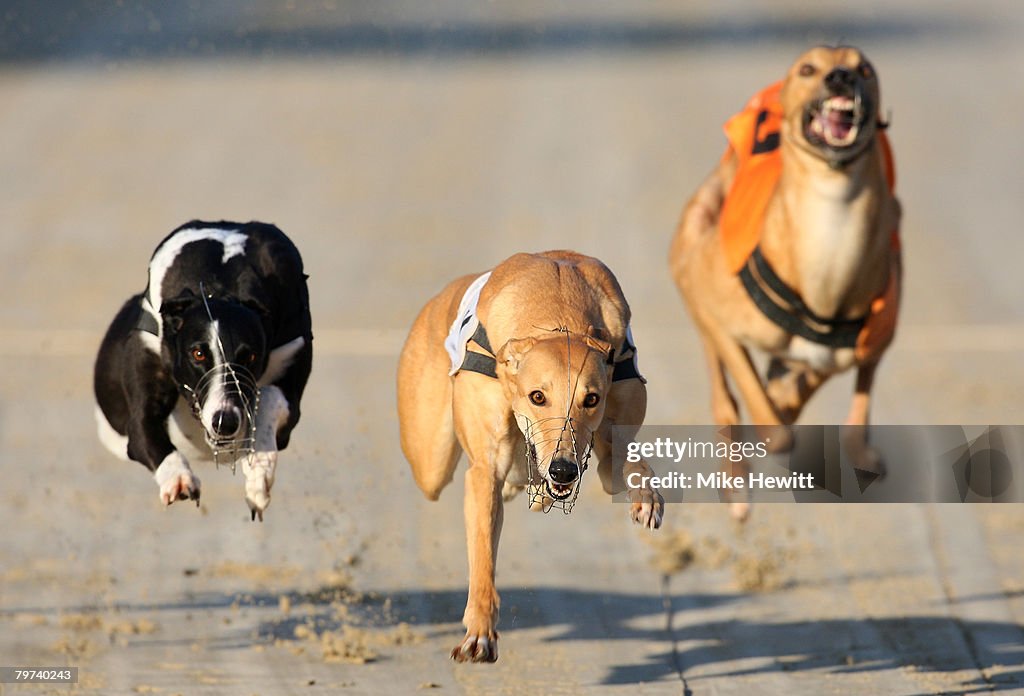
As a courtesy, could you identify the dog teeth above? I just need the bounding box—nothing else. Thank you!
[825,96,855,112]
[813,96,862,147]
[545,481,574,500]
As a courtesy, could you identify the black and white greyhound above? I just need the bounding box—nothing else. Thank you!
[93,220,313,520]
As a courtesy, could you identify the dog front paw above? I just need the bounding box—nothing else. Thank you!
[160,471,201,506]
[757,424,794,453]
[854,446,884,476]
[451,629,498,663]
[729,500,752,522]
[501,481,525,502]
[841,425,885,476]
[629,486,664,530]
[722,483,752,523]
[242,451,277,521]
[154,453,201,507]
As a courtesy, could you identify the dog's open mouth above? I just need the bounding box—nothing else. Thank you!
[544,480,577,501]
[521,418,593,514]
[805,95,864,149]
[527,443,578,502]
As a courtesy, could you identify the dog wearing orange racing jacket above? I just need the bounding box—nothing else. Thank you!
[670,46,902,518]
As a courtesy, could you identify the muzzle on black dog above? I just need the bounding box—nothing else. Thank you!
[182,360,260,473]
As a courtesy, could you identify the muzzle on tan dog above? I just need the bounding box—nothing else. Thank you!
[516,413,593,512]
[499,328,615,513]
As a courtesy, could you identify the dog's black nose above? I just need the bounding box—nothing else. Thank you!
[548,458,579,485]
[212,408,242,437]
[824,67,855,91]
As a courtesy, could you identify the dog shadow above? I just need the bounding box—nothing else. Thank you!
[607,615,1024,692]
[10,579,1023,691]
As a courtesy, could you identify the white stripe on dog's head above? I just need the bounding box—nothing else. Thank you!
[199,320,231,434]
[148,226,248,321]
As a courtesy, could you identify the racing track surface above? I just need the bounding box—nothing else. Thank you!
[1,2,1024,694]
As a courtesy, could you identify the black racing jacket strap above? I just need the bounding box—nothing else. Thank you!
[458,323,498,379]
[739,247,863,348]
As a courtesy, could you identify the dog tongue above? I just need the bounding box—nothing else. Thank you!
[825,110,853,140]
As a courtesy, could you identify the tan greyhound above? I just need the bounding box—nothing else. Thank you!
[670,46,901,517]
[398,250,664,662]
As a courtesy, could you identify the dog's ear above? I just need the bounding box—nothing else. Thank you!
[580,332,614,364]
[159,289,199,334]
[495,337,538,379]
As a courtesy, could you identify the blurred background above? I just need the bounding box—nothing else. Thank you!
[1,2,1023,694]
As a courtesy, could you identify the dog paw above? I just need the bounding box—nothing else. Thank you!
[159,471,201,507]
[154,452,200,507]
[629,487,665,530]
[451,631,499,663]
[724,484,752,523]
[501,481,525,502]
[757,424,794,453]
[729,501,752,522]
[242,451,277,521]
[841,426,886,476]
[851,445,885,476]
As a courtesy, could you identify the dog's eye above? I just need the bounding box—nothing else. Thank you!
[858,62,874,79]
[583,393,600,408]
[799,63,816,77]
[529,390,546,406]
[190,347,207,363]
[239,350,257,365]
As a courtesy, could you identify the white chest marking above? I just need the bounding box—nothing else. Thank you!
[792,179,875,319]
[168,397,212,462]
[782,336,856,374]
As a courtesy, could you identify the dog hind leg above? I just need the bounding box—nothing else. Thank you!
[701,334,740,426]
[702,321,796,521]
[705,322,792,450]
[765,358,828,425]
[841,362,884,475]
[409,396,461,502]
[95,406,130,461]
[397,298,462,501]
